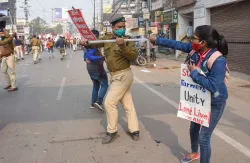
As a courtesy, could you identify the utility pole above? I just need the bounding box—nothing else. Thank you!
[146,0,151,37]
[100,0,103,31]
[93,0,96,29]
[24,0,29,25]
[20,0,30,25]
[51,8,54,25]
[43,9,46,22]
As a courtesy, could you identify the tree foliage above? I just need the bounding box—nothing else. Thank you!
[29,17,63,35]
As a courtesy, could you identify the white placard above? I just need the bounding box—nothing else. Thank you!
[177,64,211,127]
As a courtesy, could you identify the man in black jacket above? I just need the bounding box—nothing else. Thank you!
[55,36,67,60]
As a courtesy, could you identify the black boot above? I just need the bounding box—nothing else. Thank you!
[102,132,118,144]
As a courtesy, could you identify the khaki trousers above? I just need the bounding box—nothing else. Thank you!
[15,46,23,59]
[104,68,139,133]
[60,48,66,59]
[32,46,40,61]
[1,55,16,88]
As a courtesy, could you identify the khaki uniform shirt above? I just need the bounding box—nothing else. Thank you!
[30,38,40,47]
[88,33,137,72]
[38,39,41,46]
[0,36,14,58]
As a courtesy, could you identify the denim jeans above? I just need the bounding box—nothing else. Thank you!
[190,101,226,163]
[48,47,54,53]
[89,72,108,105]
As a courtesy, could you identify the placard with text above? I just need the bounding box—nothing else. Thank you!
[68,9,96,40]
[177,64,211,127]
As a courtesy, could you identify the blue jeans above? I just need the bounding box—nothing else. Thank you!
[89,73,108,105]
[190,101,226,163]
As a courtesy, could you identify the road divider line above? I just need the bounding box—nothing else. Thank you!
[57,77,66,101]
[134,76,250,159]
[67,60,71,68]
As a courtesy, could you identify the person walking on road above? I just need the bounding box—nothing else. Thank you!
[25,36,31,55]
[37,37,42,61]
[46,37,54,59]
[55,36,67,60]
[13,35,24,60]
[83,30,108,111]
[72,38,77,51]
[149,25,229,163]
[77,38,81,50]
[81,17,140,144]
[30,35,41,64]
[0,14,18,92]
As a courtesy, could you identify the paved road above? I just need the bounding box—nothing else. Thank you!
[0,49,250,163]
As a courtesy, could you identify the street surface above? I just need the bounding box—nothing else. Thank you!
[0,49,250,163]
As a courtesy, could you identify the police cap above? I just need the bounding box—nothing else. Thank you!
[110,17,126,26]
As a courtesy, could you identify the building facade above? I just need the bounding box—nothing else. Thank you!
[0,0,16,25]
[113,0,141,14]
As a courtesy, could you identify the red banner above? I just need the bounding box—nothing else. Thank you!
[68,9,96,40]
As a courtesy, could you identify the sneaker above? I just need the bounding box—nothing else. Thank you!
[94,102,105,111]
[181,153,200,163]
[90,104,95,109]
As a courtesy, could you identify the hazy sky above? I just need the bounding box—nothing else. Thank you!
[16,0,94,25]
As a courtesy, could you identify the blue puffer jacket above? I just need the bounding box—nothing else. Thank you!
[156,38,228,103]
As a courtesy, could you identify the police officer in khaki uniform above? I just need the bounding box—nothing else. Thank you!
[30,35,41,64]
[81,17,139,144]
[37,37,42,60]
[0,14,18,92]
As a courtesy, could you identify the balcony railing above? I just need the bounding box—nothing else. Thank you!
[130,3,136,7]
[121,4,128,9]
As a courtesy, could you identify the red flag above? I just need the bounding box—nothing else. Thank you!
[68,9,96,40]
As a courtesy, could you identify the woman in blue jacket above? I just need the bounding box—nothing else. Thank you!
[149,25,228,163]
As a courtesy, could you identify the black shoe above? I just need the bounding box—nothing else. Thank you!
[102,132,118,144]
[127,131,140,141]
[39,58,41,60]
[94,102,105,111]
[4,85,11,89]
[22,58,24,60]
[8,87,18,92]
[34,61,36,64]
